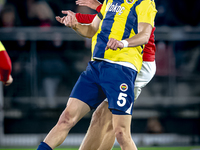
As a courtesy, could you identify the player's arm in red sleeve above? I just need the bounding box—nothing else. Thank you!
[0,49,13,86]
[75,0,102,11]
[75,0,102,23]
[75,13,97,24]
[96,4,102,13]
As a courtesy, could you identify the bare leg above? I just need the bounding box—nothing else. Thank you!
[79,101,115,150]
[97,120,115,150]
[112,114,137,150]
[43,98,90,149]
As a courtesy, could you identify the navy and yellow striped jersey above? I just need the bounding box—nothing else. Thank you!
[91,0,157,72]
[0,41,5,52]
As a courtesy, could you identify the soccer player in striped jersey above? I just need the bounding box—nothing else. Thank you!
[37,0,157,150]
[70,0,156,149]
[0,41,13,86]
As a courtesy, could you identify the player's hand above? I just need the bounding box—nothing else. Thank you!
[62,10,76,18]
[105,38,124,50]
[56,16,67,25]
[2,75,13,86]
[62,10,77,28]
[75,0,101,10]
[56,10,78,28]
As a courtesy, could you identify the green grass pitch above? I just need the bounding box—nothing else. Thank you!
[0,146,200,150]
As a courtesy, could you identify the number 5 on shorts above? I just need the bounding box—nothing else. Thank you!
[117,92,127,107]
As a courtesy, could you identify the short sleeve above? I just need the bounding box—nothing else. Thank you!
[136,0,157,27]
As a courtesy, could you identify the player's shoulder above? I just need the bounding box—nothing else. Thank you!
[138,0,157,10]
[141,0,155,2]
[140,0,156,4]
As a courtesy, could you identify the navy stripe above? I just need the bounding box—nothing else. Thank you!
[93,1,120,58]
[122,0,143,40]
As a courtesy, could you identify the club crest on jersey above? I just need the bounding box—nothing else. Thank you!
[120,83,128,92]
[126,0,134,4]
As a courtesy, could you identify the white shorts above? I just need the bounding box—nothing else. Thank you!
[134,60,156,100]
[105,61,156,102]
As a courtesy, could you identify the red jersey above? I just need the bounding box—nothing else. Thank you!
[75,4,156,62]
[0,42,12,82]
[143,27,156,61]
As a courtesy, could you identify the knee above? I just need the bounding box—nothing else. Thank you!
[114,127,129,145]
[57,109,76,130]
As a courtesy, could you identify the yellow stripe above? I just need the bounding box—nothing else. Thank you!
[108,2,126,41]
[100,0,108,16]
[0,41,5,52]
[104,0,143,71]
[107,0,135,42]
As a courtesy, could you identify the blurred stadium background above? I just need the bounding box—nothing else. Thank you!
[0,0,200,149]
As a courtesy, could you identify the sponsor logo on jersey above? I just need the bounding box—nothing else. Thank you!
[120,83,128,92]
[126,0,134,4]
[105,2,125,15]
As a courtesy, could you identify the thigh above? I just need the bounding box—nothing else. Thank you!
[70,62,106,109]
[63,98,91,123]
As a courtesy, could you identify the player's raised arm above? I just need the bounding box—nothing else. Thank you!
[72,15,101,38]
[56,0,103,37]
[76,13,97,24]
[75,0,101,10]
[75,4,102,24]
[56,10,101,38]
[75,0,102,24]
